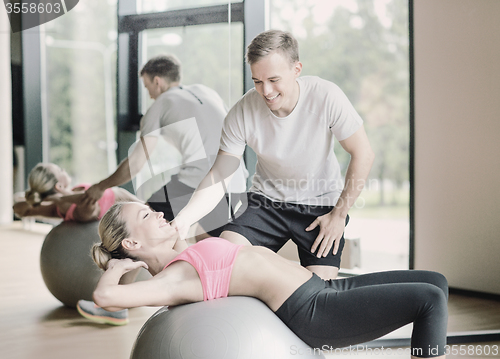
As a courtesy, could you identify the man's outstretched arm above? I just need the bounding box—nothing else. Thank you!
[172,149,242,239]
[82,136,158,205]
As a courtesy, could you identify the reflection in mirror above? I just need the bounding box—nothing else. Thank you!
[140,23,243,113]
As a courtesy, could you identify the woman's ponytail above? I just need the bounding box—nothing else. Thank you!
[25,189,43,206]
[92,243,113,271]
[94,203,134,269]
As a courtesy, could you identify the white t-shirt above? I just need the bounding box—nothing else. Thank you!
[139,84,247,193]
[220,76,363,206]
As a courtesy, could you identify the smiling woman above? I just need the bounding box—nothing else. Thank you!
[92,202,185,275]
[89,201,448,357]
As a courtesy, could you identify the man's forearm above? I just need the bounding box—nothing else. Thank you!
[99,135,155,190]
[176,170,232,226]
[334,153,374,217]
[176,151,241,226]
[98,158,134,190]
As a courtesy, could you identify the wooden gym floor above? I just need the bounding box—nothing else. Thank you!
[1,221,499,359]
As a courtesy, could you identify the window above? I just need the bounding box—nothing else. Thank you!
[135,23,244,199]
[140,23,243,112]
[41,0,118,184]
[270,0,410,272]
[116,0,251,197]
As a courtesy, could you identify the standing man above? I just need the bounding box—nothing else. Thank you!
[173,30,374,280]
[83,54,247,239]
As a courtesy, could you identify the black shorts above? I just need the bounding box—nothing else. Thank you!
[223,192,349,267]
[147,175,245,238]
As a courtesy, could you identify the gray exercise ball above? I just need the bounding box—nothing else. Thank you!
[131,296,325,359]
[40,221,102,308]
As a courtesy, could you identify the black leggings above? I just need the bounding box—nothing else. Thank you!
[275,270,448,357]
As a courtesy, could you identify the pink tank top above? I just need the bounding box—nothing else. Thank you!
[56,184,115,221]
[164,238,243,301]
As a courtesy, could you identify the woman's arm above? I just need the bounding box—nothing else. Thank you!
[51,192,85,204]
[93,259,174,311]
[47,192,100,222]
[13,201,59,219]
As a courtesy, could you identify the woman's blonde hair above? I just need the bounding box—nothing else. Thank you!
[25,163,59,206]
[92,202,134,270]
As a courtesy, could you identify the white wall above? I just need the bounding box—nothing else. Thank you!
[414,0,500,294]
[0,7,13,224]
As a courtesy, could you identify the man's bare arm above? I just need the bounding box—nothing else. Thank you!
[307,126,375,257]
[172,150,242,239]
[82,136,158,205]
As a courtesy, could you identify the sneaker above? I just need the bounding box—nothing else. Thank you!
[76,300,129,326]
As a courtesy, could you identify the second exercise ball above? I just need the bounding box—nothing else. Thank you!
[40,221,102,308]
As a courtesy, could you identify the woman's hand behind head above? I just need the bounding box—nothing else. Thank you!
[107,258,148,273]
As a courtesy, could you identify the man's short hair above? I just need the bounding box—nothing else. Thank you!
[140,54,182,83]
[246,29,299,66]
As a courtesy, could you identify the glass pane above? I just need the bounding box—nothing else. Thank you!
[42,1,118,184]
[270,0,410,272]
[141,23,243,112]
[137,0,232,14]
[136,23,243,200]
